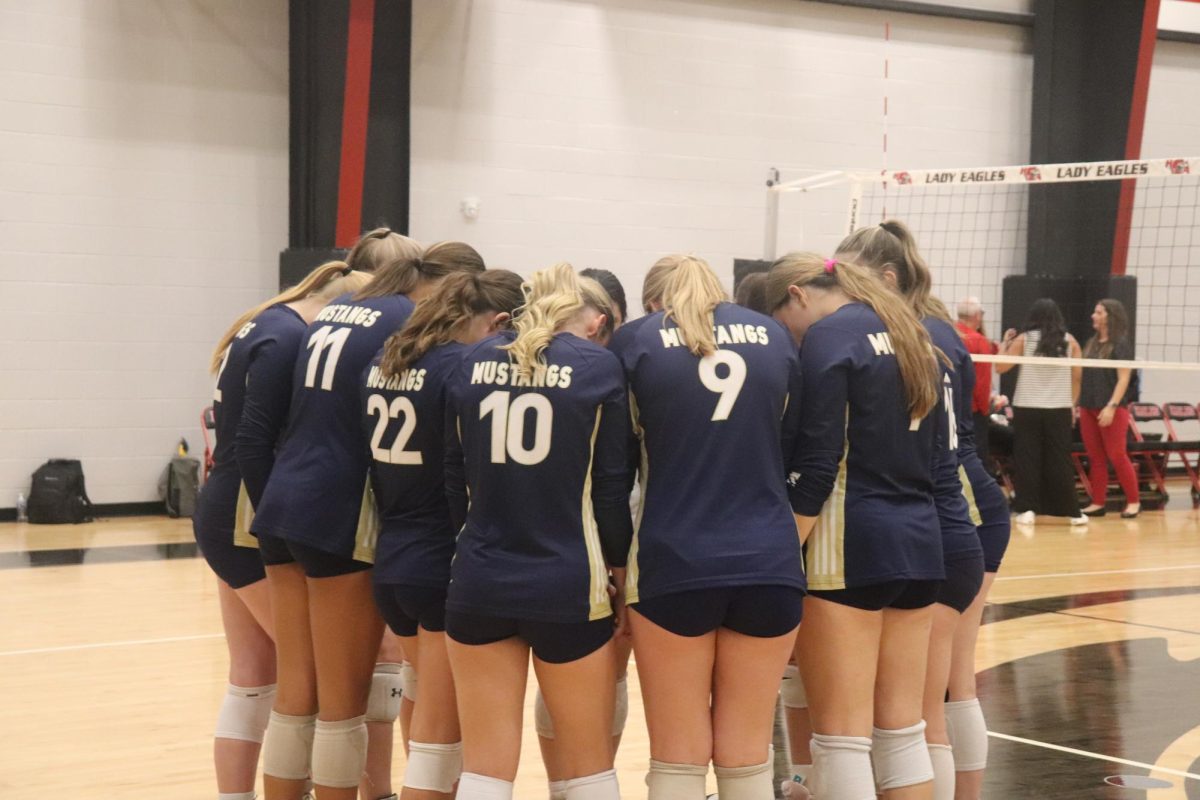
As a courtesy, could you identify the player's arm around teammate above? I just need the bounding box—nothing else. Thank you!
[769,254,945,800]
[364,270,526,800]
[617,256,805,800]
[197,261,372,800]
[443,264,632,800]
[252,243,485,800]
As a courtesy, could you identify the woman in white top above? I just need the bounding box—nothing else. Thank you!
[996,298,1086,525]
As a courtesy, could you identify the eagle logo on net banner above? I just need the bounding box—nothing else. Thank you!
[1165,159,1191,175]
[1020,166,1043,182]
[891,171,913,185]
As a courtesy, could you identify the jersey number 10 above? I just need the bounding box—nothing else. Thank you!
[480,390,553,465]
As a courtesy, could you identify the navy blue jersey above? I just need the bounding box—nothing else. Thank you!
[445,332,632,623]
[925,317,984,562]
[252,293,414,558]
[362,342,464,587]
[196,304,306,548]
[788,303,944,590]
[614,304,805,603]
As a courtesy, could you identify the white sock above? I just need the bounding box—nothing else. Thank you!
[789,763,812,785]
[929,744,955,800]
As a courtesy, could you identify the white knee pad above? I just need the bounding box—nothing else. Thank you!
[215,683,276,743]
[945,698,988,771]
[311,716,368,789]
[646,760,707,800]
[404,741,463,793]
[458,772,514,800]
[715,751,773,800]
[401,660,418,702]
[809,733,874,800]
[262,711,316,781]
[780,665,807,709]
[871,721,933,791]
[534,687,555,739]
[564,769,620,800]
[928,744,955,800]
[549,779,569,800]
[367,663,404,723]
[613,675,629,737]
[217,792,256,800]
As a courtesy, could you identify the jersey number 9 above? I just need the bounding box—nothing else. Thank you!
[479,391,553,465]
[698,351,747,422]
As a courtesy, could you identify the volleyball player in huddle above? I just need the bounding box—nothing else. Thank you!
[363,269,525,800]
[196,261,372,800]
[614,255,804,800]
[443,265,631,800]
[836,222,987,800]
[252,242,482,800]
[768,254,944,800]
[534,267,634,800]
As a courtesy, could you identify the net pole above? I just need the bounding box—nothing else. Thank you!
[764,186,780,261]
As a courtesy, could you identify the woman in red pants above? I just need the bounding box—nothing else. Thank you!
[1078,299,1140,518]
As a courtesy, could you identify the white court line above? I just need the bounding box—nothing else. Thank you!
[989,731,1200,781]
[996,564,1200,582]
[0,632,223,657]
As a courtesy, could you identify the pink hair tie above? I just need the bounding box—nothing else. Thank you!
[824,258,837,274]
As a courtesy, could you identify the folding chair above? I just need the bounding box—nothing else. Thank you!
[1162,403,1200,508]
[201,406,216,483]
[1126,403,1171,508]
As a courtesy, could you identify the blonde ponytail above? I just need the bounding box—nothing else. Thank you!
[641,255,683,312]
[379,270,524,377]
[660,255,727,357]
[345,228,422,273]
[837,219,950,323]
[766,253,941,420]
[210,261,369,374]
[503,264,614,378]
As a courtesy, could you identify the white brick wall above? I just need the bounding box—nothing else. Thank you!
[0,0,288,506]
[409,0,1033,313]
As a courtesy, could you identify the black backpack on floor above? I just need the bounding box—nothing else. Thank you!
[28,459,94,524]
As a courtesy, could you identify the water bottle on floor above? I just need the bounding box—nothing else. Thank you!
[16,491,28,522]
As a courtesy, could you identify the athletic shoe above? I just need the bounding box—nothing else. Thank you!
[781,778,813,799]
[1070,514,1089,526]
[1014,510,1035,525]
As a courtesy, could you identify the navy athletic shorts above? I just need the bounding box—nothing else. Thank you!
[374,583,448,636]
[193,520,265,590]
[961,451,1012,572]
[632,585,804,638]
[936,553,986,613]
[810,579,941,612]
[444,610,612,664]
[256,533,372,579]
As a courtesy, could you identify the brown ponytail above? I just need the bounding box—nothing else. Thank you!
[837,219,951,323]
[379,270,524,377]
[209,261,371,374]
[355,241,486,301]
[766,252,942,419]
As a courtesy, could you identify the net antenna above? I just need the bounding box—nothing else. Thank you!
[764,156,1200,363]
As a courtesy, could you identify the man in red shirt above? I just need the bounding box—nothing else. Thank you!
[956,297,1001,472]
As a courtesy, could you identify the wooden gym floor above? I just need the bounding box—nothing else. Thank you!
[2,494,1199,798]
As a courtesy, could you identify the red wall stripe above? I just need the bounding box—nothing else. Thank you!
[334,0,377,249]
[1111,0,1161,276]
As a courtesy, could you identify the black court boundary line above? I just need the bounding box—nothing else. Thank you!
[0,541,200,570]
[986,584,1200,636]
